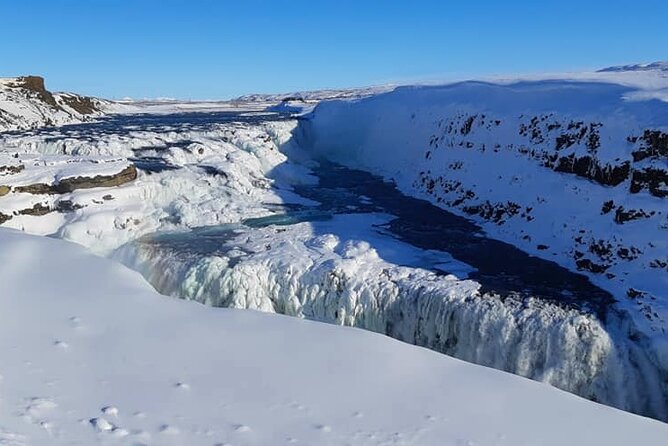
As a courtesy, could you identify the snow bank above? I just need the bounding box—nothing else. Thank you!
[0,227,666,444]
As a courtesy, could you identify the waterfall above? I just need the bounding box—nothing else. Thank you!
[115,229,668,421]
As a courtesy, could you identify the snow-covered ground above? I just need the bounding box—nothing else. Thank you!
[2,63,668,437]
[1,228,667,445]
[298,63,668,376]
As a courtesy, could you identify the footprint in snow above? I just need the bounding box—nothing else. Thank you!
[24,397,57,423]
[89,417,114,432]
[53,340,69,349]
[101,406,119,417]
[159,424,180,435]
[111,427,129,437]
[234,424,251,433]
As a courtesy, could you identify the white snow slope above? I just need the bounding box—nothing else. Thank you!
[298,65,668,367]
[0,227,667,445]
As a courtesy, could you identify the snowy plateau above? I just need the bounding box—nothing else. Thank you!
[0,66,667,445]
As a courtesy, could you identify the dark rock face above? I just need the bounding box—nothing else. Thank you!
[462,200,523,225]
[58,95,99,115]
[422,111,668,197]
[630,168,668,198]
[17,203,52,216]
[55,165,137,193]
[0,164,25,174]
[601,200,615,214]
[3,75,103,123]
[14,76,59,109]
[553,154,630,187]
[0,212,11,224]
[55,200,83,212]
[13,183,54,194]
[576,258,609,274]
[614,206,654,224]
[632,130,668,162]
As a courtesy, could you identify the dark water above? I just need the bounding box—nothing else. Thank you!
[1,110,293,139]
[148,157,614,318]
[285,161,614,317]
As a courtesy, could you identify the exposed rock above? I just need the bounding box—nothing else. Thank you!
[463,200,522,224]
[17,203,51,216]
[632,130,668,162]
[601,200,615,214]
[55,200,84,212]
[614,206,654,224]
[630,167,668,198]
[55,165,137,193]
[57,94,100,115]
[13,183,55,194]
[13,165,137,195]
[0,212,11,225]
[575,258,609,274]
[649,259,668,270]
[10,76,58,108]
[627,288,645,299]
[554,154,630,187]
[0,185,9,197]
[0,164,24,174]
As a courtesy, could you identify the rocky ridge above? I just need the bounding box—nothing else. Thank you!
[0,76,111,132]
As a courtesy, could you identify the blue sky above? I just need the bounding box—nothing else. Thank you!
[1,0,666,99]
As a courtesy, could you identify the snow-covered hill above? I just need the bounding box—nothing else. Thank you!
[599,61,668,73]
[235,85,397,114]
[234,85,396,103]
[0,76,116,132]
[1,228,666,445]
[298,64,668,387]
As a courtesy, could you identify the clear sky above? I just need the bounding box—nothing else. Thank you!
[1,0,666,99]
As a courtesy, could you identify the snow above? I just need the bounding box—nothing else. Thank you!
[0,227,666,445]
[0,117,309,253]
[0,77,110,132]
[115,213,667,419]
[298,73,668,364]
[2,63,668,435]
[0,153,131,188]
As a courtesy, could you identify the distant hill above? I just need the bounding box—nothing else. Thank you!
[598,61,668,73]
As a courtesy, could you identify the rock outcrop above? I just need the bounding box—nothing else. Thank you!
[0,75,111,132]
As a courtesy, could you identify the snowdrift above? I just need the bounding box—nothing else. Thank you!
[0,228,666,444]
